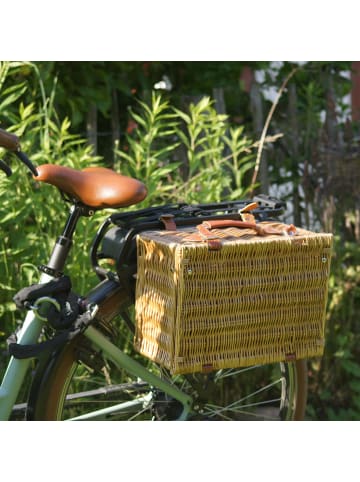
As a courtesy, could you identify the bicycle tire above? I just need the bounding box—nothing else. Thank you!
[27,329,308,421]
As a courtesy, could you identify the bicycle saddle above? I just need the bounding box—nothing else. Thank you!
[35,164,147,209]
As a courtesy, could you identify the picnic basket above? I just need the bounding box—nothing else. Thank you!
[134,218,333,375]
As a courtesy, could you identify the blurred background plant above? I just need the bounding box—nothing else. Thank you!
[0,61,102,345]
[1,60,359,420]
[115,93,256,206]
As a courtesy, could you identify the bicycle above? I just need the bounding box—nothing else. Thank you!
[0,127,308,421]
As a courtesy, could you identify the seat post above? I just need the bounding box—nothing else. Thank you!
[40,203,93,277]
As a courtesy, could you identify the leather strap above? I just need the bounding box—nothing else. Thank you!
[239,202,258,222]
[187,220,297,250]
[202,220,297,236]
[186,223,223,250]
[240,202,259,212]
[160,214,177,231]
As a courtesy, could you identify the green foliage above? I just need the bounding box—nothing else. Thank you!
[0,62,101,354]
[173,97,255,203]
[34,61,136,128]
[115,93,256,205]
[30,62,252,137]
[307,239,360,420]
[114,93,181,206]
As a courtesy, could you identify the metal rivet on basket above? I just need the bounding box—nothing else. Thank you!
[187,268,193,275]
[322,256,327,263]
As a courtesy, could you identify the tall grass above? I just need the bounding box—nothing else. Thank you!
[115,93,257,206]
[0,62,101,357]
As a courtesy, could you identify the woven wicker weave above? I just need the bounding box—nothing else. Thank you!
[134,221,333,374]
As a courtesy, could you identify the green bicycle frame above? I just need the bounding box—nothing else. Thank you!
[0,301,193,421]
[0,272,52,420]
[0,203,193,421]
[70,326,192,421]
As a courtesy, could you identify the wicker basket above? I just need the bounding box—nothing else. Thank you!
[134,221,333,374]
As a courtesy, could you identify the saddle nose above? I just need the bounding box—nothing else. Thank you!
[35,164,147,209]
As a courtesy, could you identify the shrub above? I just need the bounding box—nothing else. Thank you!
[0,62,101,355]
[115,93,256,206]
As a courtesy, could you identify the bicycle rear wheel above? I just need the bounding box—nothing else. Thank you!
[27,327,308,421]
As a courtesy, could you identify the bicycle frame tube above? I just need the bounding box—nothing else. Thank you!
[0,273,53,420]
[0,202,193,421]
[68,394,153,421]
[0,204,87,420]
[82,325,193,421]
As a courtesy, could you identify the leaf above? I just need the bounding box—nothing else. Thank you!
[2,82,27,97]
[155,143,181,158]
[0,283,14,291]
[19,102,35,121]
[193,96,212,113]
[349,380,360,393]
[0,85,27,111]
[129,111,147,128]
[341,359,360,377]
[60,117,72,135]
[173,108,191,124]
[116,150,135,165]
[1,208,26,224]
[173,128,190,148]
[151,162,182,179]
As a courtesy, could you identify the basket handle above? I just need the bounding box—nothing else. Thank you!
[188,220,297,251]
[201,220,297,236]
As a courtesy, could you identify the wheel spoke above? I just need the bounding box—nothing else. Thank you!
[214,365,263,381]
[233,378,284,404]
[205,397,282,416]
[29,333,306,420]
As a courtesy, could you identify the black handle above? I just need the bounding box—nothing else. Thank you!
[0,127,38,176]
[14,150,38,176]
[0,159,12,177]
[0,128,20,151]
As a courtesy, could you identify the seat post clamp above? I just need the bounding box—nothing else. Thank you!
[38,264,63,278]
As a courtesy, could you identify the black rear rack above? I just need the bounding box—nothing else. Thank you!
[109,195,285,227]
[90,195,287,283]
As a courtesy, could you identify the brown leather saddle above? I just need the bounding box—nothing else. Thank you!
[35,164,147,209]
[0,128,147,209]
